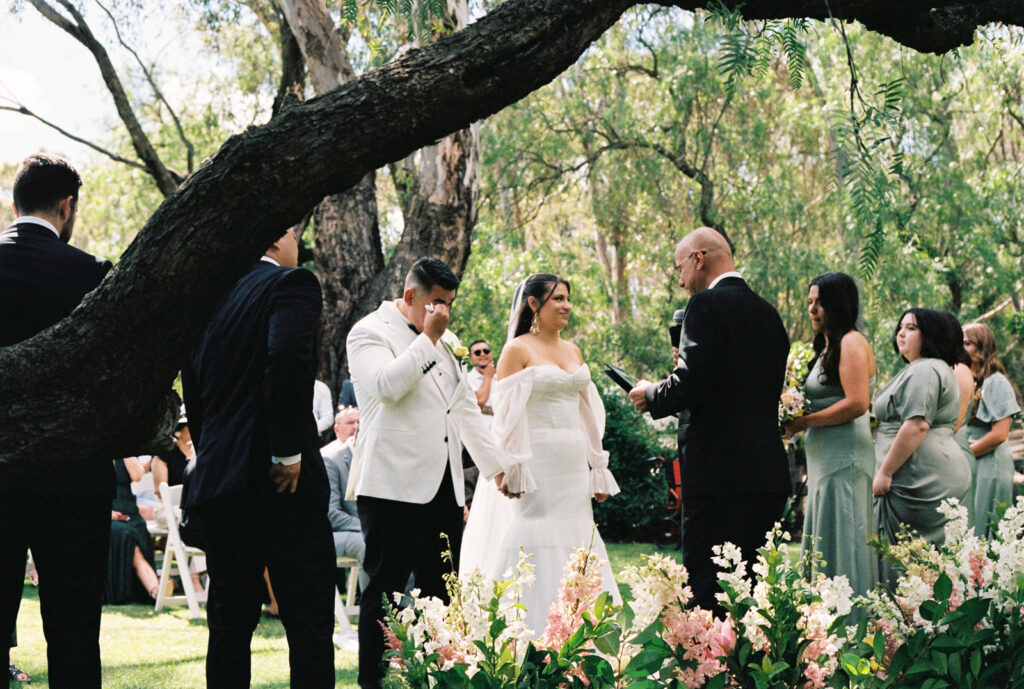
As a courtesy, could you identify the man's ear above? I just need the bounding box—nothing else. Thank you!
[402,287,417,305]
[59,196,74,221]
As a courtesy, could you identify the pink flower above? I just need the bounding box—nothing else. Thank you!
[709,616,736,656]
[803,661,827,689]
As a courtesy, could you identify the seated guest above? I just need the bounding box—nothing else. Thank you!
[322,408,369,592]
[152,408,193,498]
[106,457,160,603]
[130,455,158,521]
[313,379,335,436]
[337,379,358,409]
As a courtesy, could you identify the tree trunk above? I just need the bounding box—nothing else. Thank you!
[281,0,481,400]
[1,0,1020,471]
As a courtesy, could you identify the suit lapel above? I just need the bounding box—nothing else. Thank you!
[378,301,453,403]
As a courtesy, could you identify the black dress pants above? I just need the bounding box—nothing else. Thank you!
[682,492,789,616]
[196,487,336,689]
[356,465,463,689]
[0,492,110,689]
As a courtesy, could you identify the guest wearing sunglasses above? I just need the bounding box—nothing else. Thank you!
[467,341,496,417]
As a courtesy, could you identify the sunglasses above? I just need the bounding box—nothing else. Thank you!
[472,348,491,356]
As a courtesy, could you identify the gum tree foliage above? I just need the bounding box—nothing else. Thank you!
[1,0,1022,473]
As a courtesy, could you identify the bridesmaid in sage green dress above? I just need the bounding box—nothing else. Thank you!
[873,309,972,584]
[963,323,1021,539]
[939,313,979,529]
[784,272,877,597]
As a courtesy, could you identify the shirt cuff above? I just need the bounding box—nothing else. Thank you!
[272,453,301,466]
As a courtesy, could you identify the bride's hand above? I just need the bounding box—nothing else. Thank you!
[594,493,608,503]
[495,472,521,499]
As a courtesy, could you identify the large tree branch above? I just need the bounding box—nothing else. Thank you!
[2,0,1022,469]
[665,0,1024,55]
[27,0,181,195]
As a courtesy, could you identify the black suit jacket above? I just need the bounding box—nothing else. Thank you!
[647,277,791,497]
[181,261,328,510]
[0,222,114,496]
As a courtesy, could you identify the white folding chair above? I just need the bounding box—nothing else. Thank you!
[334,555,361,633]
[154,482,208,618]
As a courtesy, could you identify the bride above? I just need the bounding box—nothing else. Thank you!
[461,273,620,636]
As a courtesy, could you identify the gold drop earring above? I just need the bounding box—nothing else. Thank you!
[530,310,541,335]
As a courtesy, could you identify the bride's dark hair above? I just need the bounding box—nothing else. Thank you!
[513,273,571,338]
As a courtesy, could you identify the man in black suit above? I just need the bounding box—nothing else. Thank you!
[629,227,790,613]
[0,154,113,689]
[181,228,336,689]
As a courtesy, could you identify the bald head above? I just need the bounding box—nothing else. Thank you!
[674,227,735,295]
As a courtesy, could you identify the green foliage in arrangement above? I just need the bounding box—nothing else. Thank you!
[592,386,668,542]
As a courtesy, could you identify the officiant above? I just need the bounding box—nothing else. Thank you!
[629,227,791,614]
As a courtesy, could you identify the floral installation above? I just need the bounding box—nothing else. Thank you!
[380,501,1024,689]
[838,497,1024,689]
[712,524,853,689]
[778,341,814,432]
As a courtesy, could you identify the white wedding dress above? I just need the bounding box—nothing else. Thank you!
[460,364,620,637]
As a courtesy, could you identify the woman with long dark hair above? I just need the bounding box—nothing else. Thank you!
[460,273,620,635]
[873,309,972,582]
[783,272,877,596]
[963,323,1021,538]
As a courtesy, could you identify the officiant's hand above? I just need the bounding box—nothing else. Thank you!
[628,381,651,413]
[423,303,450,343]
[270,461,301,493]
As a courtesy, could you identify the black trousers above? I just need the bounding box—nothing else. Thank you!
[0,493,110,689]
[682,492,788,616]
[196,488,336,689]
[357,465,463,689]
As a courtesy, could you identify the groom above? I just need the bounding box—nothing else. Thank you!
[629,227,790,613]
[346,257,503,689]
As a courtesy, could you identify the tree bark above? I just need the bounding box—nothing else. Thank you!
[2,0,1021,470]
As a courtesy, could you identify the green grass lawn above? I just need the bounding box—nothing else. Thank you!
[10,542,687,688]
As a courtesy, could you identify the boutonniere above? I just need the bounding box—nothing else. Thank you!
[443,340,470,369]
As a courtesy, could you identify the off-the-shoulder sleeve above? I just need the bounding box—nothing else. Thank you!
[976,373,1021,424]
[579,382,620,497]
[491,373,538,494]
[894,359,942,424]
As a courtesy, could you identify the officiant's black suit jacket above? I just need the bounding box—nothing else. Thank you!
[646,276,791,497]
[181,261,328,509]
[0,222,113,496]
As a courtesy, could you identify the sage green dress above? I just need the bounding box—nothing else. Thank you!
[801,358,877,597]
[953,396,977,529]
[874,359,972,570]
[968,372,1021,539]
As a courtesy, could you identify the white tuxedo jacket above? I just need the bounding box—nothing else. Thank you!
[346,300,502,505]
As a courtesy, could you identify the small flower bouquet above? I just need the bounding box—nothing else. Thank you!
[779,341,814,432]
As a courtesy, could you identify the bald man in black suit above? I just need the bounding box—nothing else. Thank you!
[630,227,791,614]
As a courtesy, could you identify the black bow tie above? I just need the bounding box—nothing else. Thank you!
[408,323,420,335]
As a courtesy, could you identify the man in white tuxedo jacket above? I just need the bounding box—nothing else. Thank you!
[347,257,503,689]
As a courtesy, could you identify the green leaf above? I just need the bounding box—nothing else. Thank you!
[933,572,953,603]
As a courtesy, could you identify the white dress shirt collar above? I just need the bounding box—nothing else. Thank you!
[708,271,743,289]
[10,215,59,238]
[260,256,280,266]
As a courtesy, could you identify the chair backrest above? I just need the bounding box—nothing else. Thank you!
[161,483,183,514]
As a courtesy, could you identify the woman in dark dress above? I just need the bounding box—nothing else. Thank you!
[105,457,160,604]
